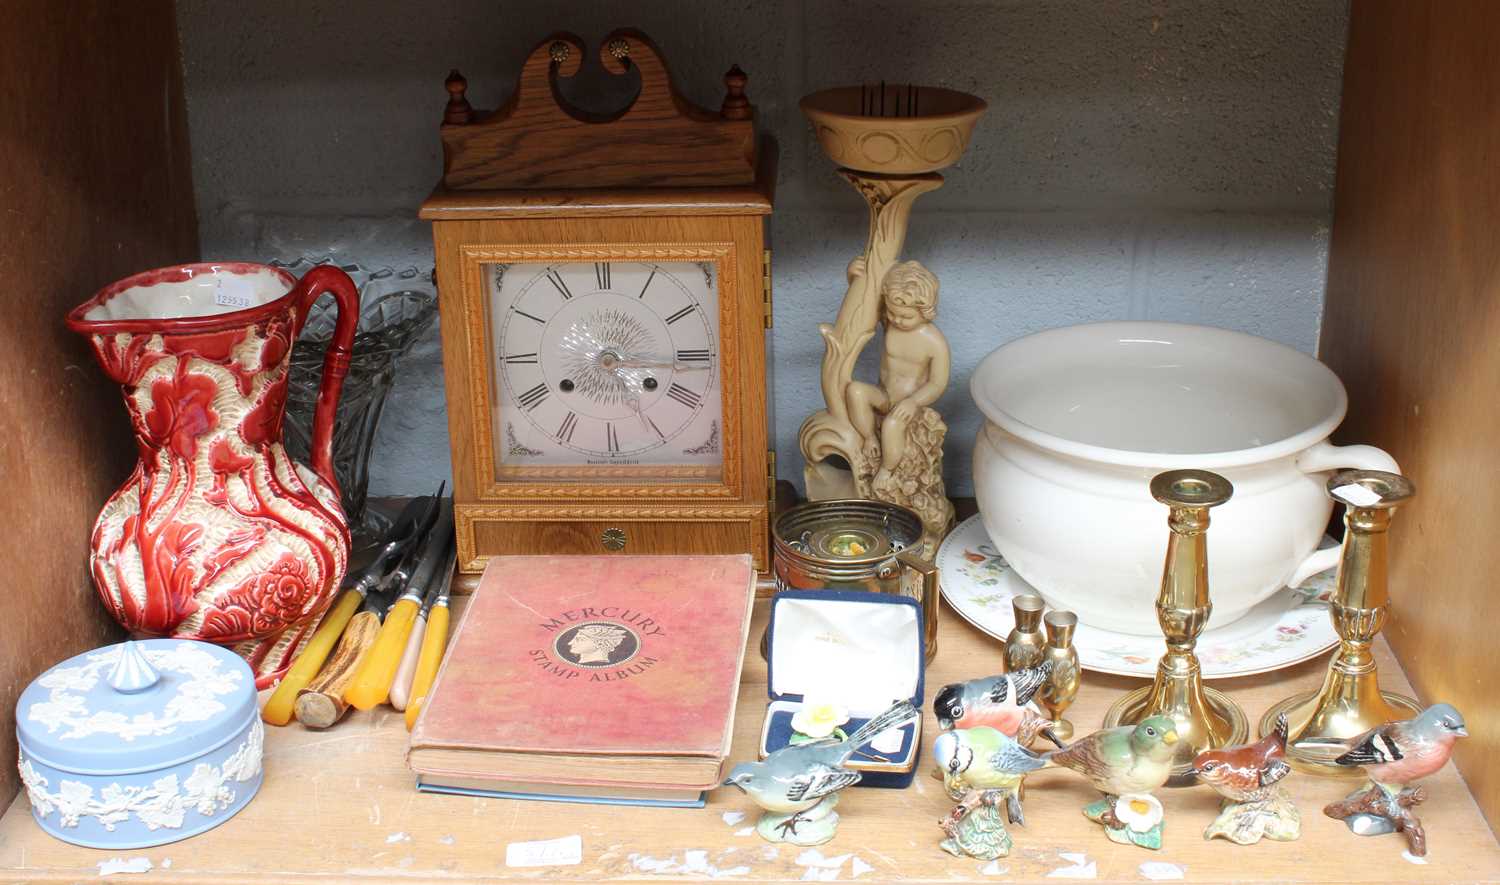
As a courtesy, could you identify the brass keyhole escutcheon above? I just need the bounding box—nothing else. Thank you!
[601,528,627,551]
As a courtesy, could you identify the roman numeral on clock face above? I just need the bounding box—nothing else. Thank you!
[638,267,656,298]
[545,268,572,300]
[676,348,711,363]
[666,382,701,409]
[517,383,549,411]
[664,305,695,325]
[555,411,578,443]
[595,263,611,289]
[504,352,538,364]
[606,422,620,453]
[646,415,665,439]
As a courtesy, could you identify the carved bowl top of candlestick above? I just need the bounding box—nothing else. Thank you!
[800,84,986,174]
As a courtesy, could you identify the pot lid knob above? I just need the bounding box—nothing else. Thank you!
[108,641,162,694]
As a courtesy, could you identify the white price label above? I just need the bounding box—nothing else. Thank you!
[505,834,582,868]
[1333,483,1383,507]
[213,275,256,309]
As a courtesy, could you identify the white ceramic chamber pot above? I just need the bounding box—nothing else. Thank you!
[970,321,1398,636]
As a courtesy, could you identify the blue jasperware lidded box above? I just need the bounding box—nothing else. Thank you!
[16,639,263,848]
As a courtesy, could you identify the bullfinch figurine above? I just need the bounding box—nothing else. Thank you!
[1322,702,1467,857]
[721,699,919,846]
[932,726,1048,859]
[1045,715,1179,850]
[932,662,1064,748]
[1189,712,1300,844]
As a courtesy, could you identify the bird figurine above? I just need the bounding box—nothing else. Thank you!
[932,727,1047,860]
[1045,715,1179,850]
[1191,712,1292,805]
[934,726,1048,824]
[722,699,920,846]
[932,662,1065,748]
[1189,712,1300,844]
[1321,703,1467,857]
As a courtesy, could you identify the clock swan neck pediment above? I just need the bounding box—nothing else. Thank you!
[434,29,759,191]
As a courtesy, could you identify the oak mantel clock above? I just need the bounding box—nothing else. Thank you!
[419,29,774,574]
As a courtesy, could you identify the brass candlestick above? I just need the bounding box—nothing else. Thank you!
[1259,469,1421,775]
[1103,469,1248,785]
[1038,609,1080,741]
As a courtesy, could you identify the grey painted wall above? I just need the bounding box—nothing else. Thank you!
[178,0,1349,497]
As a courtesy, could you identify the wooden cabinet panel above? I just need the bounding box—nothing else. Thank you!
[1320,0,1500,834]
[0,1,198,806]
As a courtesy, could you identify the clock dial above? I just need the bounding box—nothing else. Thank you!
[488,260,721,472]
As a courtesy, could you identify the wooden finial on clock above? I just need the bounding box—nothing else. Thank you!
[444,69,473,125]
[721,65,751,120]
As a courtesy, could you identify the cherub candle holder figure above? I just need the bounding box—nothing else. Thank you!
[933,727,1047,859]
[1046,716,1179,850]
[797,84,986,552]
[722,700,919,846]
[1322,703,1467,857]
[1190,712,1300,845]
[1038,610,1080,741]
[933,662,1065,749]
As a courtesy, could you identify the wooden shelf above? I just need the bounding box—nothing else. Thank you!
[3,596,1497,883]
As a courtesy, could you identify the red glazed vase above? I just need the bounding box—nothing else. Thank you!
[67,262,359,687]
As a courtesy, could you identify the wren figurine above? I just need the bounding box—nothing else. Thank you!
[1046,715,1179,850]
[1189,712,1300,844]
[932,726,1047,860]
[933,662,1064,748]
[722,700,919,846]
[1321,703,1467,857]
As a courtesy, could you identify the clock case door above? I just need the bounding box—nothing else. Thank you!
[425,206,770,573]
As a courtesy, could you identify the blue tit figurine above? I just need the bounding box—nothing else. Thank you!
[1322,703,1467,857]
[932,662,1064,748]
[933,726,1048,860]
[721,699,919,846]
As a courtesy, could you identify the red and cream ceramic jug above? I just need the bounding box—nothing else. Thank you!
[67,262,359,687]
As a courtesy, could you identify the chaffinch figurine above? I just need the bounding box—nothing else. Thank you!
[1189,713,1300,844]
[932,662,1064,748]
[1045,715,1178,849]
[721,699,919,846]
[1322,703,1467,857]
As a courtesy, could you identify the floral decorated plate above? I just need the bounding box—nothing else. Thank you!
[937,515,1338,679]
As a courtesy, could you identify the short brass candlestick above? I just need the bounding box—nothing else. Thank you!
[1259,469,1420,776]
[1103,469,1248,786]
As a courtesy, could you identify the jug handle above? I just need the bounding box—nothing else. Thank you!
[287,265,360,496]
[1286,439,1400,587]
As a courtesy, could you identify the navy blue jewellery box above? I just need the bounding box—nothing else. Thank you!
[760,589,925,788]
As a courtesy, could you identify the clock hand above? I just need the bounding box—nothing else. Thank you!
[624,393,651,432]
[613,358,711,372]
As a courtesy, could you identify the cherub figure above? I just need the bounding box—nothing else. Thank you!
[844,261,951,488]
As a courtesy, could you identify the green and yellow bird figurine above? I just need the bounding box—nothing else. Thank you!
[1045,715,1179,850]
[932,726,1048,859]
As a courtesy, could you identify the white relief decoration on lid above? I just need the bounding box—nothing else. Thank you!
[17,720,264,831]
[27,642,244,741]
